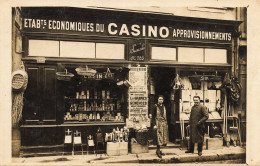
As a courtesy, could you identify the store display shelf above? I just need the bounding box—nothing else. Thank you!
[21,121,125,128]
[176,119,223,123]
[66,110,121,113]
[62,121,125,126]
[65,98,117,101]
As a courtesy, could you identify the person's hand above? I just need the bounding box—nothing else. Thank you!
[196,121,201,127]
[186,125,190,129]
[153,125,157,129]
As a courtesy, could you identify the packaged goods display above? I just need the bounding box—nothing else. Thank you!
[63,70,125,123]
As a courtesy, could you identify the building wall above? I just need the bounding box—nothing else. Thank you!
[93,7,237,21]
[238,7,247,143]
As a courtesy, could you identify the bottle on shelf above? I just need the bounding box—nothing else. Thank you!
[102,90,106,99]
[76,92,79,99]
[86,90,90,99]
[107,90,110,99]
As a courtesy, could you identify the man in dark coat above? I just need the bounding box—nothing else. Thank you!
[151,95,168,158]
[185,96,209,156]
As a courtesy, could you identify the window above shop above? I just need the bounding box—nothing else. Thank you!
[205,48,227,63]
[150,46,227,64]
[60,41,95,58]
[96,43,125,59]
[29,40,59,57]
[151,47,176,61]
[178,47,204,63]
[28,39,125,60]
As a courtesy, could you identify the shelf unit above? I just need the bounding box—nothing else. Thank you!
[62,71,126,124]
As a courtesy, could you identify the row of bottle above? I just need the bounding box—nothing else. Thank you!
[64,112,124,122]
[105,127,129,142]
[76,90,112,100]
[69,100,121,112]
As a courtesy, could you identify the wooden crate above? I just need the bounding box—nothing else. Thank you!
[119,142,128,155]
[206,137,223,150]
[131,142,148,154]
[106,142,120,156]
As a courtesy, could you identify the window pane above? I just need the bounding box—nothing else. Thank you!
[29,40,59,57]
[96,43,124,59]
[151,47,176,60]
[205,49,227,63]
[60,41,95,58]
[178,47,204,63]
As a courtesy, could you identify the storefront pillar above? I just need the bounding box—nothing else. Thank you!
[12,8,23,157]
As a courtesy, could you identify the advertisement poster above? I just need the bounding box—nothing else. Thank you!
[129,66,147,92]
[127,66,150,128]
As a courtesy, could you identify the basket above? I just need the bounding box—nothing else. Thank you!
[136,131,149,145]
[12,64,28,93]
[208,76,222,82]
[188,75,202,82]
[56,69,74,81]
[75,65,97,76]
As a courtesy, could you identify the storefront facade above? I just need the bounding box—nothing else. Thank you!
[13,7,244,152]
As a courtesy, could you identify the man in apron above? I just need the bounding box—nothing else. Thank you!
[151,95,168,158]
[185,96,209,156]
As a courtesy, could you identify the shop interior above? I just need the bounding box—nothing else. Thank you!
[150,67,233,145]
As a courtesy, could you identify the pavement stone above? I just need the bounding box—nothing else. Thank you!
[11,145,246,165]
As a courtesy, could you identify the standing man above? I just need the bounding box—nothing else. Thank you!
[151,95,168,158]
[185,96,209,156]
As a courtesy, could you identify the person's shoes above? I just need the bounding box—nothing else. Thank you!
[233,141,237,147]
[198,152,202,156]
[160,151,165,156]
[185,150,194,153]
[156,150,162,158]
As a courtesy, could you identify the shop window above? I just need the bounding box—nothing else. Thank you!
[178,47,204,63]
[60,41,95,58]
[96,43,124,59]
[151,47,176,60]
[28,40,59,57]
[205,48,227,63]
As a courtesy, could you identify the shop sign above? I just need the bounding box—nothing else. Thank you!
[23,17,233,43]
[84,72,115,80]
[129,39,145,61]
[37,57,46,63]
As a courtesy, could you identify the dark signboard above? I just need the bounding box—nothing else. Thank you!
[22,7,234,43]
[129,39,145,61]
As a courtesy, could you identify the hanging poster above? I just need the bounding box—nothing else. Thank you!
[127,66,150,128]
[129,66,147,92]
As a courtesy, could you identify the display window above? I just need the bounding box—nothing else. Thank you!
[59,66,128,124]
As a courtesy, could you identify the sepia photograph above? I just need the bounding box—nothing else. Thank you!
[1,1,260,165]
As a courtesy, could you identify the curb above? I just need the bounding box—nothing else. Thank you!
[138,153,246,163]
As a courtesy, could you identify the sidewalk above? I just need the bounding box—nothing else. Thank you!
[12,143,246,165]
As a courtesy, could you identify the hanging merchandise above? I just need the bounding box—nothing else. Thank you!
[116,80,132,88]
[56,68,74,81]
[209,71,222,82]
[188,72,202,89]
[172,74,184,90]
[75,65,97,76]
[12,62,28,93]
[230,77,242,102]
[223,73,232,89]
[12,62,28,128]
[103,67,115,81]
[181,77,192,90]
[222,73,242,104]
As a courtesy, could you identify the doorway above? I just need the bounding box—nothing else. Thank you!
[150,67,176,142]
